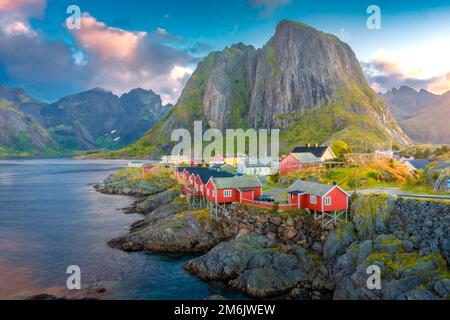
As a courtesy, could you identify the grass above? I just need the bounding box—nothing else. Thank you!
[366,251,450,279]
[281,159,414,191]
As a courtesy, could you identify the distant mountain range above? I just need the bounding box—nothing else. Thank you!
[379,86,450,144]
[114,20,410,158]
[0,86,172,157]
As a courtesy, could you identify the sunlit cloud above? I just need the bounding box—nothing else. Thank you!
[71,13,146,61]
[67,13,195,104]
[0,0,45,36]
[363,42,450,94]
[0,0,46,16]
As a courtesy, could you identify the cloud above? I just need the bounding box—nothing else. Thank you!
[154,27,183,42]
[0,0,46,36]
[0,0,46,17]
[249,0,292,17]
[0,5,202,104]
[72,13,146,61]
[0,32,87,99]
[363,54,450,94]
[68,13,197,104]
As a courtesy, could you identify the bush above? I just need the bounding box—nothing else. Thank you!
[331,140,352,159]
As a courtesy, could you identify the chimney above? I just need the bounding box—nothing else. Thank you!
[315,143,318,147]
[306,143,310,147]
[333,181,337,186]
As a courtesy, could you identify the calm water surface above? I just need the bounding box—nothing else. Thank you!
[0,159,244,299]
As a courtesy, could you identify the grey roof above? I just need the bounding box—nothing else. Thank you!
[212,176,261,189]
[291,152,322,163]
[288,180,335,197]
[407,159,430,170]
[291,146,330,158]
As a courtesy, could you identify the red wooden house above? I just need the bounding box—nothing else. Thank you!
[279,145,336,175]
[287,180,348,211]
[205,176,262,204]
[143,165,156,175]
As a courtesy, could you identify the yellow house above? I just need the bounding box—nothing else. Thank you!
[224,155,246,166]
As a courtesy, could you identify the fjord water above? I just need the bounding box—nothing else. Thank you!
[0,159,243,299]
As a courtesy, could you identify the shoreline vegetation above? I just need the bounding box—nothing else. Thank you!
[95,167,450,300]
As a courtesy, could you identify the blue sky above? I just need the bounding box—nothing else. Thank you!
[1,0,450,103]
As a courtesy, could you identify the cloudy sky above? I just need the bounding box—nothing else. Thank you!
[1,0,450,104]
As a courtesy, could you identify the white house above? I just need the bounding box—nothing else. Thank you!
[237,158,278,176]
[161,155,191,165]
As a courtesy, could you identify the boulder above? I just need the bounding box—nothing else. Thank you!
[136,188,180,213]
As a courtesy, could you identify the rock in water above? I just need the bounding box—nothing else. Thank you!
[108,199,234,253]
[136,188,181,213]
[184,235,333,298]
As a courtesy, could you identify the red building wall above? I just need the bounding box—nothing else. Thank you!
[216,188,239,203]
[194,176,205,195]
[239,188,262,201]
[205,180,216,203]
[204,180,262,204]
[279,154,300,175]
[289,187,349,212]
[323,188,348,211]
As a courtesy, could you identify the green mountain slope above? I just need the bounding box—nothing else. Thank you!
[0,86,172,157]
[0,99,56,157]
[115,20,410,158]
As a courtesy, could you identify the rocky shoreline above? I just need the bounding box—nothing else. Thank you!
[96,169,450,300]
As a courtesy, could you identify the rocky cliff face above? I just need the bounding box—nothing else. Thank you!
[43,87,172,150]
[121,20,410,157]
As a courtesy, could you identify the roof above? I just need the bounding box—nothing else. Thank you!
[211,176,261,189]
[291,146,330,158]
[196,170,234,183]
[288,180,340,197]
[182,167,212,175]
[290,152,322,163]
[407,159,430,170]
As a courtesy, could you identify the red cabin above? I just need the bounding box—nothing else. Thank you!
[287,180,348,212]
[143,166,155,175]
[205,176,262,204]
[279,153,322,175]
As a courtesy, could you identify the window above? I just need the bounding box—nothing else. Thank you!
[224,190,232,197]
[310,195,317,204]
[200,185,203,192]
[325,197,332,206]
[207,189,210,196]
[213,190,216,197]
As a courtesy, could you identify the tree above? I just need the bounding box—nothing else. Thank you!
[331,141,352,159]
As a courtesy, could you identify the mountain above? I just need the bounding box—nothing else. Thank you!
[0,86,172,155]
[115,20,410,158]
[379,86,450,143]
[0,98,55,157]
[0,86,48,124]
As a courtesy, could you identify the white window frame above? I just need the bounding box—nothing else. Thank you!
[224,189,232,198]
[310,195,317,204]
[213,190,216,197]
[200,185,203,192]
[325,196,332,206]
[207,189,210,196]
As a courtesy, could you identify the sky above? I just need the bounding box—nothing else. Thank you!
[1,0,450,104]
